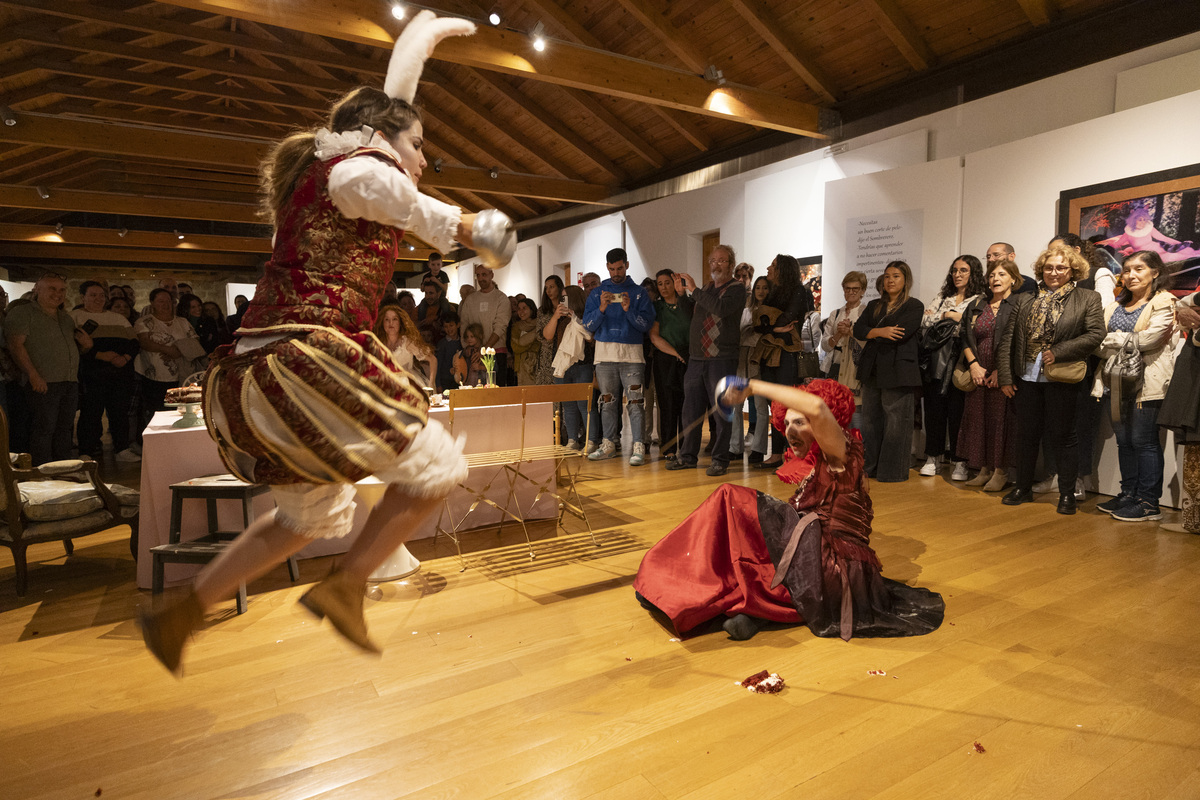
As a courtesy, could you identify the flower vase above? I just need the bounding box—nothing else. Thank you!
[485,368,496,387]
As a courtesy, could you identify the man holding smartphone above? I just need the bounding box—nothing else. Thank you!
[71,280,141,461]
[582,248,656,466]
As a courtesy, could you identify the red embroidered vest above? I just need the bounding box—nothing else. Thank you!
[239,148,404,336]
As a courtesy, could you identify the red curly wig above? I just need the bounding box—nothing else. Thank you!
[768,379,857,484]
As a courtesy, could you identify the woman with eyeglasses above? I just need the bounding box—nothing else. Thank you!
[997,245,1104,514]
[822,271,868,430]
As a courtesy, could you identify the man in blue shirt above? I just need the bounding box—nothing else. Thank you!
[582,248,656,466]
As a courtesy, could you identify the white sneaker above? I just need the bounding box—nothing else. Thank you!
[566,438,581,451]
[115,447,141,463]
[1074,477,1087,501]
[588,439,617,461]
[629,442,646,466]
[1032,475,1058,494]
[918,456,940,477]
[950,461,969,481]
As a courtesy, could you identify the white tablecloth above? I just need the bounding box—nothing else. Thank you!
[136,403,557,589]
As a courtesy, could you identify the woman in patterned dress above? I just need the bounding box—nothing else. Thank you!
[140,12,514,674]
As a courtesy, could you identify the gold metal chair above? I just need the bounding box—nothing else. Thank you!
[435,383,595,569]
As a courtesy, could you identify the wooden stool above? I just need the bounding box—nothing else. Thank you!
[150,474,300,614]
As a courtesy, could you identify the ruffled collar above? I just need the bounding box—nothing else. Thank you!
[313,126,404,162]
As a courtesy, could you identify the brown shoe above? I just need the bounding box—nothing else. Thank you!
[983,468,1009,492]
[965,467,992,487]
[139,591,204,676]
[299,570,381,655]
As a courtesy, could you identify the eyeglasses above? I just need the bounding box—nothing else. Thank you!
[1043,264,1071,273]
[843,285,865,293]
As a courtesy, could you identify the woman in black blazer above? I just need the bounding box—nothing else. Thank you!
[853,261,924,482]
[997,246,1104,514]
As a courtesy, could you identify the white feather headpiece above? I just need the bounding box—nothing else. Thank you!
[383,10,476,103]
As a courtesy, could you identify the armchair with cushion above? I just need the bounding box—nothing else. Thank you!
[0,409,140,596]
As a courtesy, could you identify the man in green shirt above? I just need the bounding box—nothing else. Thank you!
[649,268,694,462]
[4,274,90,464]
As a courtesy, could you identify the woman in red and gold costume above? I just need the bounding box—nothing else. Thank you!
[140,12,515,674]
[634,378,944,641]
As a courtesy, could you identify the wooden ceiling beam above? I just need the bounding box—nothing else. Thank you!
[0,113,264,169]
[11,26,357,97]
[50,99,289,140]
[39,79,317,128]
[0,223,270,252]
[102,163,260,187]
[0,241,263,266]
[151,0,826,136]
[861,0,935,72]
[611,0,708,74]
[1016,0,1055,26]
[467,70,628,183]
[0,112,612,204]
[0,183,259,223]
[21,58,334,115]
[727,0,840,103]
[656,108,712,151]
[101,180,258,205]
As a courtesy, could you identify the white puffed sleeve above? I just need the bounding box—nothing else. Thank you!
[327,154,461,254]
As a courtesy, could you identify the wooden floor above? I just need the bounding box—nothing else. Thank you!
[2,450,1200,800]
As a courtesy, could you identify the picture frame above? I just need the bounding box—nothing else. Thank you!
[1058,163,1200,296]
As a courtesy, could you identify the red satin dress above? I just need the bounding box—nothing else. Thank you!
[634,436,943,640]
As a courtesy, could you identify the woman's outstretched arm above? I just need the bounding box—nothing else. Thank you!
[722,379,846,466]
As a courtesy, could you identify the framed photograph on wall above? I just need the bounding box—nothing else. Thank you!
[1058,163,1200,296]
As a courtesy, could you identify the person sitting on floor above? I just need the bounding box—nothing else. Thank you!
[634,377,944,641]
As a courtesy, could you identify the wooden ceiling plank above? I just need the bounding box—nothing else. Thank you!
[0,241,263,266]
[0,183,259,223]
[1016,0,1054,26]
[861,0,935,71]
[727,0,840,103]
[12,26,356,96]
[28,57,334,114]
[0,113,611,203]
[424,76,576,180]
[44,79,316,127]
[107,163,260,187]
[0,148,81,182]
[103,179,257,205]
[0,152,97,186]
[149,0,825,136]
[655,107,712,151]
[51,99,285,139]
[468,70,628,182]
[611,0,708,74]
[560,88,665,169]
[0,222,270,252]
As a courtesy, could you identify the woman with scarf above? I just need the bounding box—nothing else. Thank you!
[139,12,515,675]
[998,246,1104,514]
[634,378,944,642]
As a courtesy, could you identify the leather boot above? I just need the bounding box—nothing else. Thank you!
[983,468,1009,492]
[965,467,993,487]
[299,570,381,654]
[139,591,204,676]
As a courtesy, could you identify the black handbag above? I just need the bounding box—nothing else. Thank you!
[1102,330,1144,422]
[796,350,822,380]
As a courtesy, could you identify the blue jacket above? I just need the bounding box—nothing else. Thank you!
[581,278,655,345]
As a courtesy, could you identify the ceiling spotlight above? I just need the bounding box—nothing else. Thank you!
[118,227,128,238]
[703,64,726,85]
[433,157,443,173]
[391,3,405,20]
[489,166,499,179]
[55,222,64,235]
[175,230,185,240]
[408,243,416,251]
[530,22,546,52]
[36,185,50,199]
[0,106,15,127]
[488,7,501,25]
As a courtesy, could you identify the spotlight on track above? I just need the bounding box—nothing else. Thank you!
[530,22,546,52]
[175,230,185,240]
[488,7,501,25]
[433,157,443,173]
[703,64,726,85]
[118,228,128,238]
[391,3,405,20]
[489,166,499,179]
[36,185,50,199]
[55,222,64,235]
[0,106,15,126]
